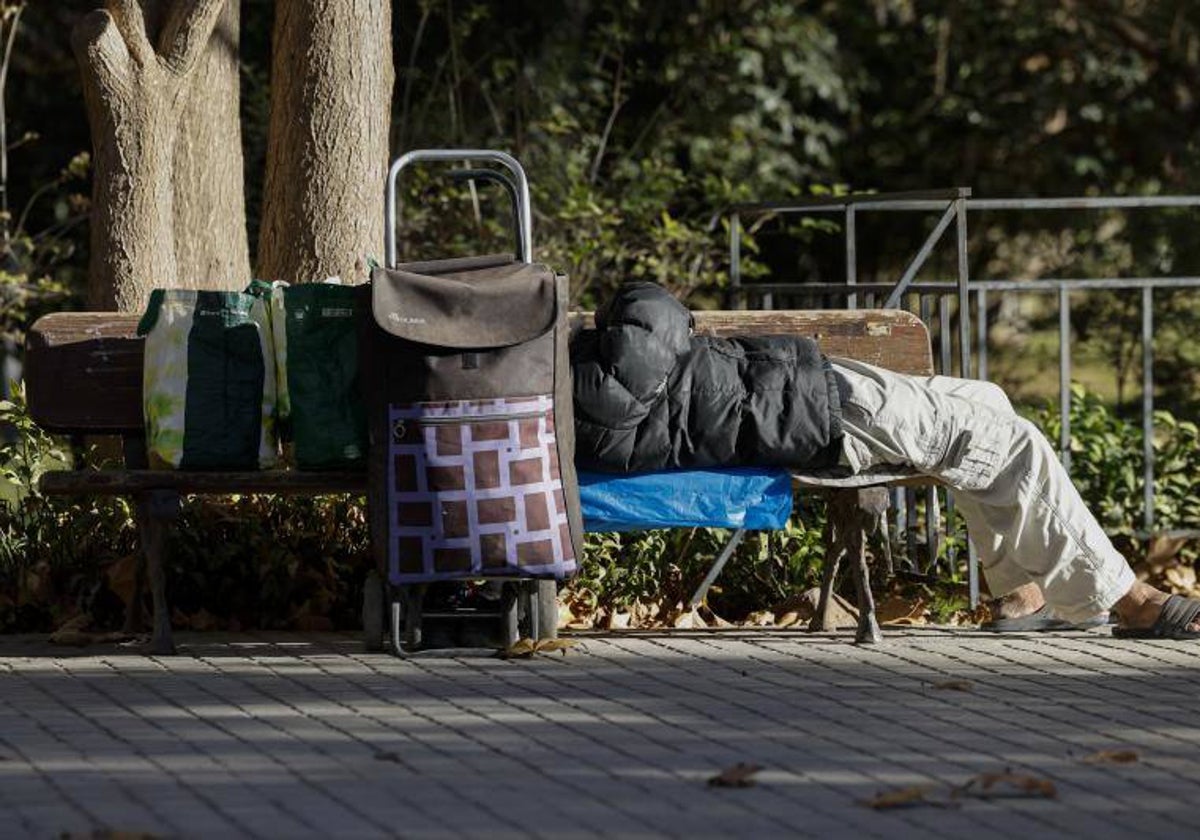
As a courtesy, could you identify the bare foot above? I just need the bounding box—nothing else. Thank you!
[1113,581,1200,632]
[988,581,1045,621]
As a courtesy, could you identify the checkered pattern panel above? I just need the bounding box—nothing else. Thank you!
[387,395,576,583]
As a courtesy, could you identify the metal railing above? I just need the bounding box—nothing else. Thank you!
[728,190,1200,605]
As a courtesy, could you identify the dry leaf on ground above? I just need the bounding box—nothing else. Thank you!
[1164,565,1197,593]
[49,614,92,646]
[106,553,142,606]
[707,762,762,788]
[877,594,928,626]
[48,631,93,647]
[771,587,859,629]
[502,638,537,659]
[1081,748,1139,765]
[953,771,1057,800]
[862,785,956,810]
[499,637,580,659]
[698,604,732,627]
[1146,535,1189,566]
[671,607,701,629]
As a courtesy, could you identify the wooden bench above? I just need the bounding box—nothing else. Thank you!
[24,308,933,654]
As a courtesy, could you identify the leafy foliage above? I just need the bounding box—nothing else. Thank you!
[2,1,1200,630]
[1033,384,1200,561]
[569,513,826,625]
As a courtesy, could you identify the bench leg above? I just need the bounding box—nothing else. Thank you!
[811,515,842,632]
[121,548,147,636]
[812,488,886,643]
[135,491,179,655]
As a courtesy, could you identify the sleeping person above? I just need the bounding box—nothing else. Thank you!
[570,281,1200,640]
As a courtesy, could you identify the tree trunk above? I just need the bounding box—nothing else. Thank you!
[173,0,249,291]
[73,0,228,312]
[257,0,393,285]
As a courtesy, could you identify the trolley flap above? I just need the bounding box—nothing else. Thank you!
[370,261,558,349]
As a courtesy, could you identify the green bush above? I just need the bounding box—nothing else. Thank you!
[570,513,826,624]
[2,375,831,630]
[1033,384,1200,561]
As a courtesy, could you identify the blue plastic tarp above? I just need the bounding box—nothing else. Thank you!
[578,467,793,532]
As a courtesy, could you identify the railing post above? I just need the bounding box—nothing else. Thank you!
[956,197,971,379]
[729,212,743,310]
[1143,286,1155,537]
[845,205,857,310]
[976,288,988,382]
[1059,286,1072,472]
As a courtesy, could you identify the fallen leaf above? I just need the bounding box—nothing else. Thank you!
[189,608,218,632]
[953,771,1057,800]
[931,679,974,692]
[607,611,631,630]
[862,785,955,810]
[1164,565,1196,593]
[744,610,775,627]
[49,631,94,647]
[532,638,579,655]
[698,604,732,627]
[501,638,537,659]
[769,587,857,628]
[878,594,928,625]
[675,607,712,629]
[708,762,762,788]
[49,614,93,646]
[774,610,803,628]
[1081,749,1139,765]
[498,637,578,660]
[97,631,137,644]
[1147,535,1189,566]
[106,553,142,607]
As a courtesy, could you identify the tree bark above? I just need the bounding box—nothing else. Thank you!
[172,0,249,291]
[257,0,393,285]
[73,0,228,312]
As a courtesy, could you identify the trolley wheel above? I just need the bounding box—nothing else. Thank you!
[536,579,559,640]
[362,570,385,652]
[501,584,520,648]
[400,584,424,652]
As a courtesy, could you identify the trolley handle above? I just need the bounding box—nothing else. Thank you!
[385,149,533,268]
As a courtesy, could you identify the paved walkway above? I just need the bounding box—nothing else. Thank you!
[1,628,1199,838]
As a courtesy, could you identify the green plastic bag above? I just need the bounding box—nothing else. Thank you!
[137,289,278,470]
[269,280,366,470]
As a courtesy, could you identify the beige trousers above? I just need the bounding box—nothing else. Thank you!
[830,358,1135,623]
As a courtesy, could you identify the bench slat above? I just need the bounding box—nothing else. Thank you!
[25,308,933,435]
[25,313,143,433]
[39,469,368,496]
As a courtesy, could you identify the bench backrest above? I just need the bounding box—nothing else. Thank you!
[24,309,932,436]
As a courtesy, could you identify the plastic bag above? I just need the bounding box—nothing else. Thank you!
[578,467,793,532]
[137,289,277,470]
[268,279,366,469]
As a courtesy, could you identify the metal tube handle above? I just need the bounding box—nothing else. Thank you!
[385,149,533,267]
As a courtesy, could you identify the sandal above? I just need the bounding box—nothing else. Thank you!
[981,604,1108,633]
[1112,594,1200,640]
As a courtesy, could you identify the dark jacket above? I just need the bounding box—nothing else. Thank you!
[571,282,843,473]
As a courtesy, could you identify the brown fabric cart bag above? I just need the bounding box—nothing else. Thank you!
[358,254,583,585]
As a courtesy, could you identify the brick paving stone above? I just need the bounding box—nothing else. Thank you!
[3,630,1200,838]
